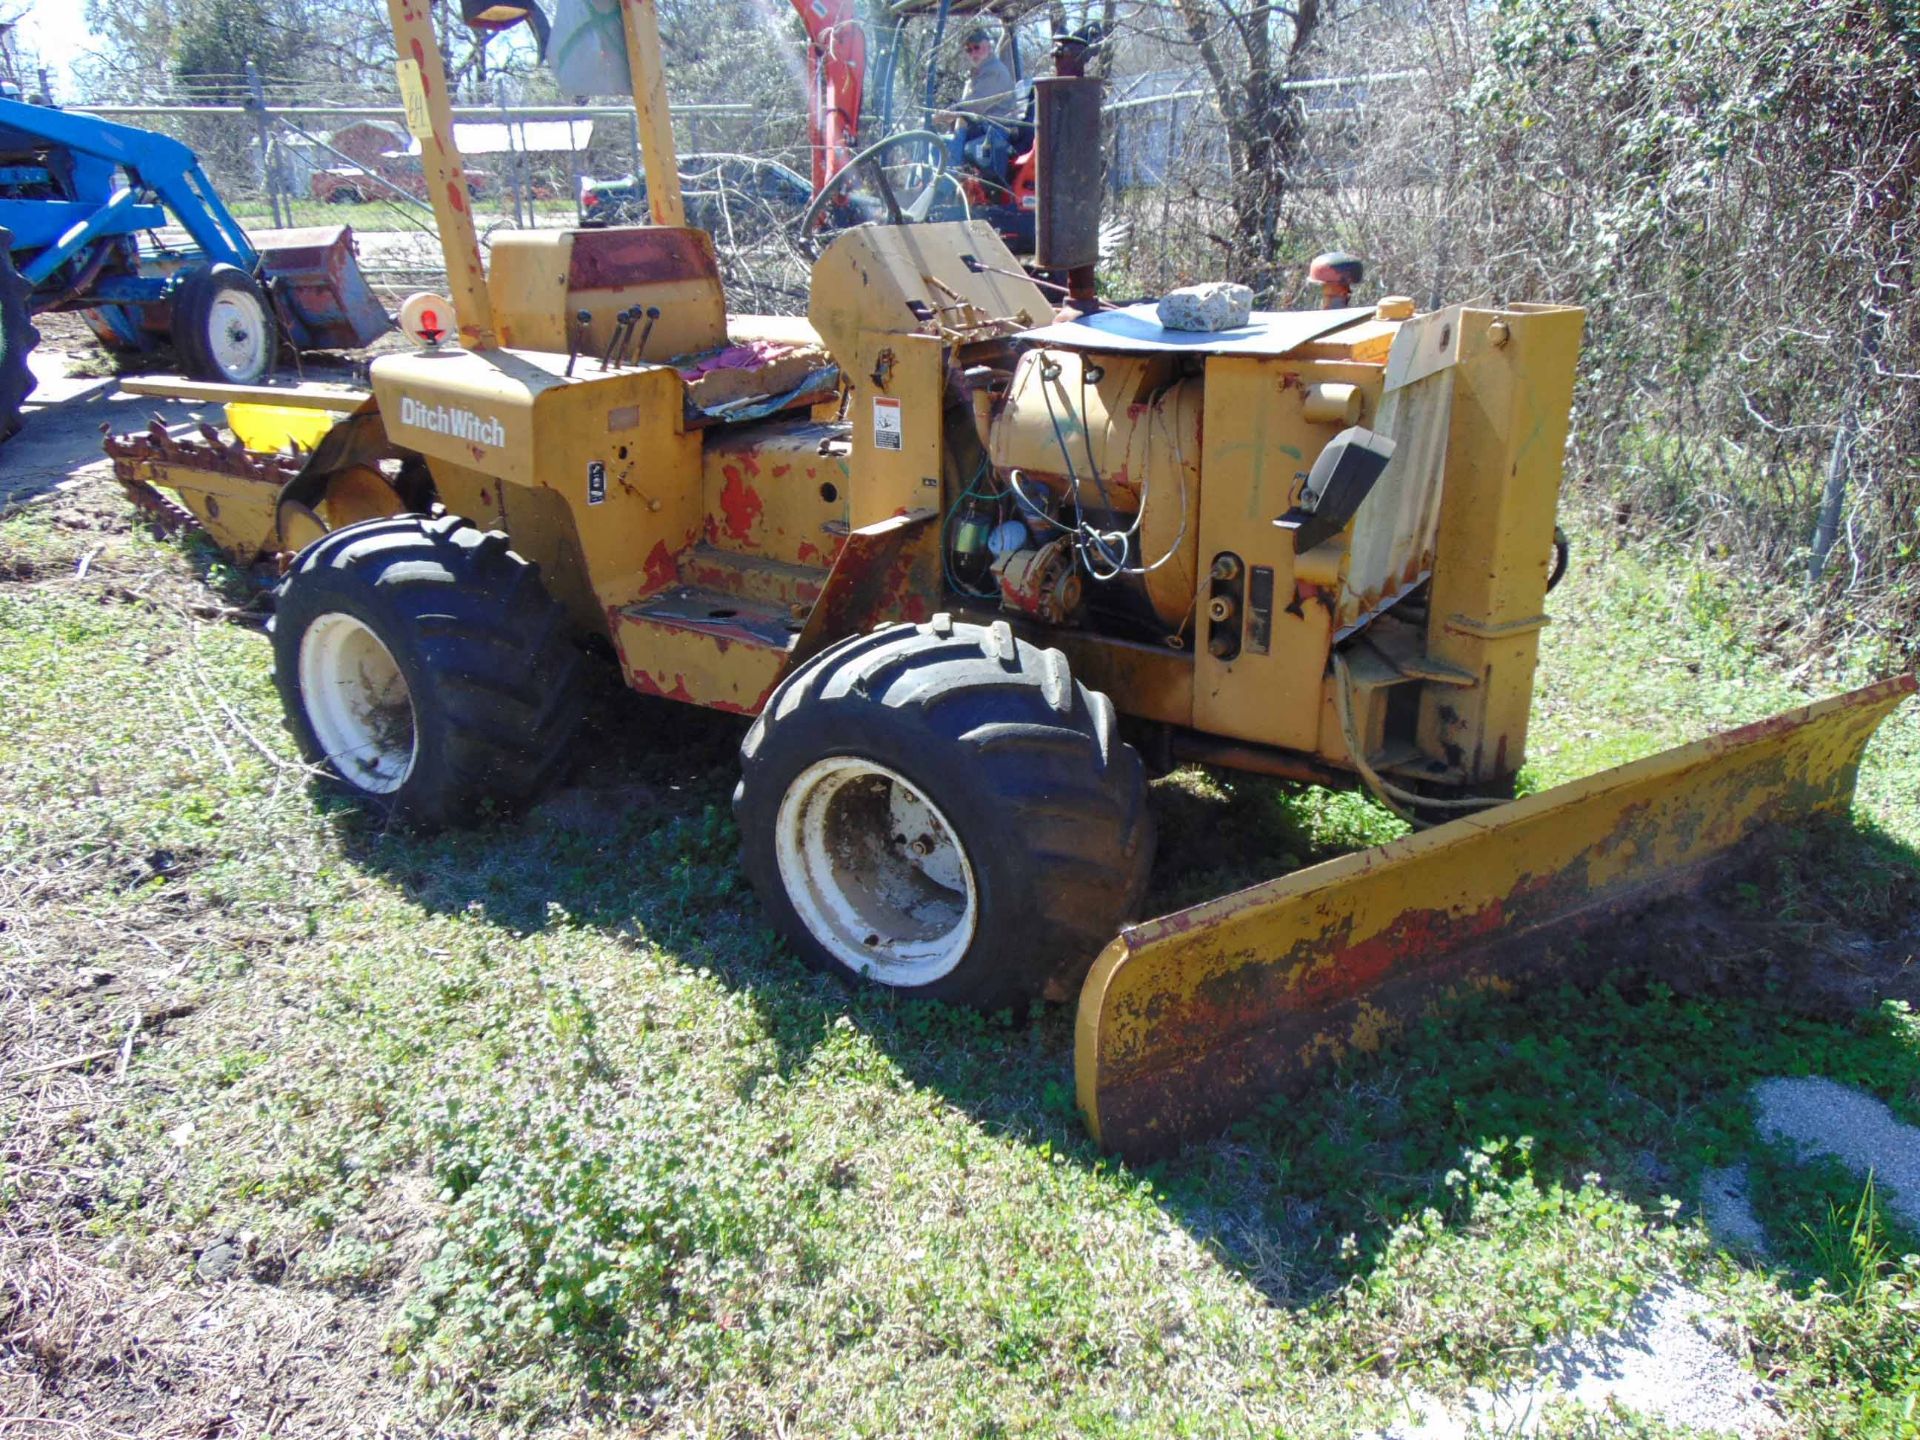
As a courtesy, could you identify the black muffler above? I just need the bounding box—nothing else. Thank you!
[1033,73,1103,306]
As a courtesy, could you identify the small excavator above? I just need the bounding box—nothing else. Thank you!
[788,0,1049,254]
[106,0,1913,1158]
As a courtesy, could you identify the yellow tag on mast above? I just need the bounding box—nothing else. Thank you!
[396,58,434,140]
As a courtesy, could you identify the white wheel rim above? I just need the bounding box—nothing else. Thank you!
[297,613,417,794]
[774,756,979,987]
[207,288,269,381]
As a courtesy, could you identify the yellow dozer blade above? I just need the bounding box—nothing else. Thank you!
[1076,674,1915,1160]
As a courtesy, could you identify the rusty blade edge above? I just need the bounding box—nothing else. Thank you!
[1119,673,1918,952]
[1075,672,1916,1159]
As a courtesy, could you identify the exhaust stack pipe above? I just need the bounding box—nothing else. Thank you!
[1033,73,1103,306]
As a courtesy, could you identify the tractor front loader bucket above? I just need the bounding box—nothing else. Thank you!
[1076,674,1916,1160]
[252,226,392,350]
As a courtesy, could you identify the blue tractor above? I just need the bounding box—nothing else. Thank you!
[0,97,390,439]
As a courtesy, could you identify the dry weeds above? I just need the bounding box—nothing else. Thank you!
[0,475,424,1437]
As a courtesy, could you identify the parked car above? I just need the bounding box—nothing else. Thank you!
[580,154,812,234]
[311,167,385,205]
[312,156,495,205]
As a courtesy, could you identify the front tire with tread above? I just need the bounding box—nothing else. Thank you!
[272,512,584,827]
[735,616,1153,1010]
[172,263,275,385]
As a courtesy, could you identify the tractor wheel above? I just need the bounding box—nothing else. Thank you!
[734,616,1154,1010]
[271,512,585,827]
[0,232,40,441]
[172,264,274,385]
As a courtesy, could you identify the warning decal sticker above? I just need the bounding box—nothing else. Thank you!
[873,396,903,452]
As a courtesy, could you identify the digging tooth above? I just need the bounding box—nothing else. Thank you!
[113,467,201,537]
[107,424,301,549]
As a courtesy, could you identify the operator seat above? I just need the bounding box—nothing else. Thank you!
[1004,82,1036,167]
[488,225,837,422]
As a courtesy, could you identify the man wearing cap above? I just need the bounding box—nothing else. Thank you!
[938,28,1018,185]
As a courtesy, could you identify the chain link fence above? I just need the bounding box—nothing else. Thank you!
[64,12,1914,654]
[69,82,822,304]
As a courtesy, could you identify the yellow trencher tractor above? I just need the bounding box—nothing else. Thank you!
[108,0,1913,1159]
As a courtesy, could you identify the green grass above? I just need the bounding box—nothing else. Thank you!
[2,483,1917,1436]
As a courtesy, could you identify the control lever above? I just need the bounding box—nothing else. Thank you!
[600,307,637,370]
[629,305,661,365]
[565,307,591,377]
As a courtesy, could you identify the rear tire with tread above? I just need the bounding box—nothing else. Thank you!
[735,616,1154,1010]
[0,232,40,441]
[271,512,584,827]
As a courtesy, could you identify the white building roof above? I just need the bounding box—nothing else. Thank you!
[394,120,595,157]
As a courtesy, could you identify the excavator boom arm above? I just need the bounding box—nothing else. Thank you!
[795,0,867,192]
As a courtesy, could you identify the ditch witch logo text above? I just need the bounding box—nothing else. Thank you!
[399,396,506,447]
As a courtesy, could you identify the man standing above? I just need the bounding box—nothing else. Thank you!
[940,27,1017,183]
